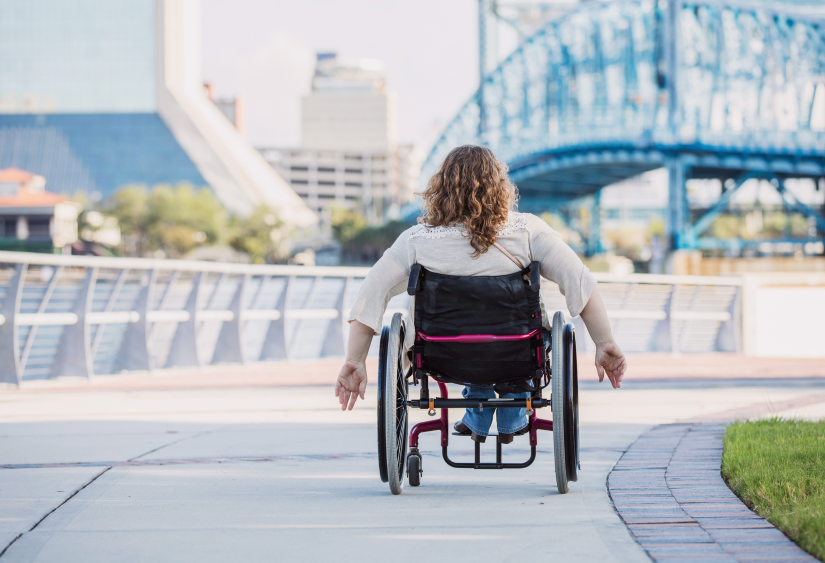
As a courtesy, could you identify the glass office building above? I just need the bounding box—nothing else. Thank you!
[0,0,315,225]
[0,1,156,114]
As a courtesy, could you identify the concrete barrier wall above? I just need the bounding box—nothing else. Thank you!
[742,273,825,358]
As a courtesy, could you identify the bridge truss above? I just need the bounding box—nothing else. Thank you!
[423,0,825,253]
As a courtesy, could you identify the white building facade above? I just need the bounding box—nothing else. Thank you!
[261,53,422,225]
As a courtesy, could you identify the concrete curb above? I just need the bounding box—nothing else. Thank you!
[607,423,817,563]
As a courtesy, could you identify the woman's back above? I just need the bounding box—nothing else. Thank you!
[334,144,626,415]
[347,211,595,346]
[407,213,530,277]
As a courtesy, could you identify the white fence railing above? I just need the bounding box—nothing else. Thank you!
[0,252,745,387]
[548,273,742,357]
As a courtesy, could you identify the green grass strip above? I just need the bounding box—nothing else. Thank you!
[722,418,825,561]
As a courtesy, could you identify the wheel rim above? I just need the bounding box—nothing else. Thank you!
[376,326,390,483]
[552,312,568,493]
[383,313,407,494]
[394,323,408,483]
[563,324,579,482]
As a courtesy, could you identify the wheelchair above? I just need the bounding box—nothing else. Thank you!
[376,261,580,495]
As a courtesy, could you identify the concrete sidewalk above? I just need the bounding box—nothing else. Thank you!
[1,365,824,562]
[4,353,823,394]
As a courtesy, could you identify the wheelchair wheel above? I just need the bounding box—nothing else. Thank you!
[563,323,580,483]
[377,313,408,494]
[551,311,579,493]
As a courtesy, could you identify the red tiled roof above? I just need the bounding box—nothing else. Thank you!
[0,190,67,207]
[0,167,39,183]
[0,167,65,207]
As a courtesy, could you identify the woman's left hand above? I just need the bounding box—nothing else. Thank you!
[595,341,627,389]
[335,359,368,411]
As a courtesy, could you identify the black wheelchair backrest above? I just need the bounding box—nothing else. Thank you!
[408,261,540,296]
[408,262,543,386]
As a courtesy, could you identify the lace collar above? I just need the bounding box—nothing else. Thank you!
[409,213,527,240]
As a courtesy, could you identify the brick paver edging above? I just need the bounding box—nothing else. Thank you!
[607,423,818,563]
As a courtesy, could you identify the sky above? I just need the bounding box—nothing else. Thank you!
[202,0,485,151]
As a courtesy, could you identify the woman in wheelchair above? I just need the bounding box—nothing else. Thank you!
[335,145,627,492]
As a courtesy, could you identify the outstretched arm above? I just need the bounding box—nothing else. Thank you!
[579,288,627,389]
[335,228,412,411]
[526,215,627,388]
[335,320,374,411]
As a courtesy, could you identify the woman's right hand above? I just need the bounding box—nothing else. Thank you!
[334,320,375,411]
[335,359,368,411]
[595,341,626,389]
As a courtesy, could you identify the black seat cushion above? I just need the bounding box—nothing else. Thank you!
[413,266,542,385]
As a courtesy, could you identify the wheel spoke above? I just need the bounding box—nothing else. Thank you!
[397,435,405,459]
[397,410,406,437]
[396,407,407,470]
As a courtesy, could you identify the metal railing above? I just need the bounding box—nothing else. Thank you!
[544,273,741,356]
[0,252,742,387]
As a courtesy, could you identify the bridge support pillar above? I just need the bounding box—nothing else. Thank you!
[114,269,155,373]
[212,274,248,365]
[321,277,351,357]
[0,264,25,385]
[667,159,688,251]
[52,267,96,379]
[587,190,603,256]
[260,276,293,361]
[166,272,203,369]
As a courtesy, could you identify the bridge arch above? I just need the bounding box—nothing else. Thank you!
[422,0,825,251]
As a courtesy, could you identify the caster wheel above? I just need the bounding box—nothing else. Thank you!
[408,454,422,487]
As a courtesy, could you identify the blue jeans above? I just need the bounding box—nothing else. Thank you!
[460,385,530,436]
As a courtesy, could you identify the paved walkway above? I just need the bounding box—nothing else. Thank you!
[0,357,823,562]
[609,424,817,563]
[5,353,824,394]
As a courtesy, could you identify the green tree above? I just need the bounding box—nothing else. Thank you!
[762,211,787,236]
[144,184,226,256]
[711,214,741,239]
[789,213,810,238]
[331,204,369,244]
[103,183,227,258]
[540,211,567,232]
[229,205,292,264]
[648,218,665,238]
[330,204,409,265]
[103,186,151,256]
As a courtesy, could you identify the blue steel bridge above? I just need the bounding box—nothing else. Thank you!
[421,0,825,253]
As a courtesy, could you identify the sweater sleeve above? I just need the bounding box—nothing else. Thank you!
[526,214,596,317]
[346,227,412,335]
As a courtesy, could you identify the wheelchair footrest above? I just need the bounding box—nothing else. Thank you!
[441,444,537,470]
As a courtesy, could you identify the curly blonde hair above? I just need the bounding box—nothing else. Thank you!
[420,145,518,257]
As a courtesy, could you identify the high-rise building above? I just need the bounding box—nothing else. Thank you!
[0,0,315,227]
[301,53,396,153]
[261,53,421,224]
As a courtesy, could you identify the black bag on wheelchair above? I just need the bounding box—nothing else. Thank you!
[408,262,543,387]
